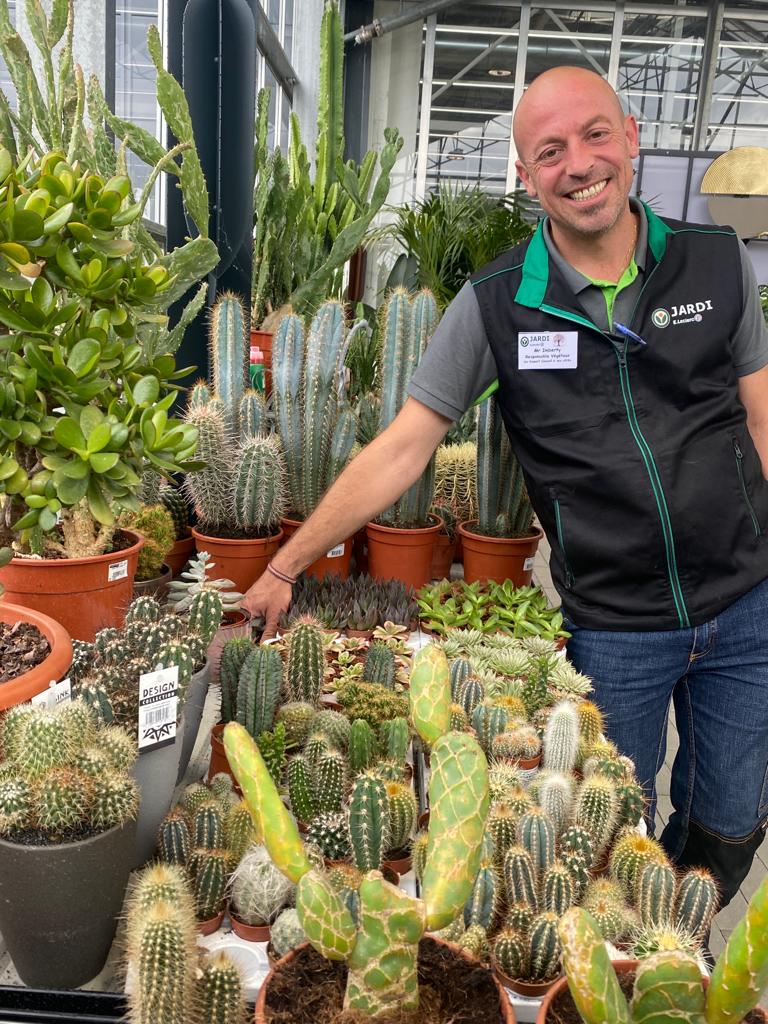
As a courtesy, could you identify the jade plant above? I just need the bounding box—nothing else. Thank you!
[474,395,534,538]
[224,643,490,1016]
[558,881,768,1024]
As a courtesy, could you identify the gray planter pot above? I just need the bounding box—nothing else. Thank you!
[176,661,211,784]
[0,818,137,989]
[130,715,184,867]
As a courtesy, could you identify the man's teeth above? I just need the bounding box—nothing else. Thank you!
[568,180,608,201]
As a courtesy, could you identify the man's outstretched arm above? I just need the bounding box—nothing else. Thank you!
[243,397,453,637]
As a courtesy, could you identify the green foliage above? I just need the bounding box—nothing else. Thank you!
[255,722,287,785]
[417,579,567,640]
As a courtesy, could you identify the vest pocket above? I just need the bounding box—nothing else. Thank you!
[550,489,575,589]
[733,437,762,537]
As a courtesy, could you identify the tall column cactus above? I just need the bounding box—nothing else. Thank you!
[476,396,534,537]
[223,646,489,1016]
[210,293,248,437]
[272,301,357,519]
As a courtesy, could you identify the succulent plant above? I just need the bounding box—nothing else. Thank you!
[305,810,351,862]
[348,772,388,872]
[198,951,247,1024]
[270,908,306,959]
[228,844,294,926]
[165,552,243,617]
[285,617,326,706]
[119,504,176,580]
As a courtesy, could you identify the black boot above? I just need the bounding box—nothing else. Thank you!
[667,817,767,910]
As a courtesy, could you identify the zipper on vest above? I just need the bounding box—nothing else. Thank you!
[538,303,691,628]
[550,490,574,589]
[733,438,762,537]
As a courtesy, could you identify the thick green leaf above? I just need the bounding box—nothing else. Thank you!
[60,459,88,479]
[67,337,100,377]
[132,374,160,406]
[13,208,44,239]
[39,507,58,531]
[86,478,114,525]
[79,404,103,436]
[86,421,111,453]
[89,451,119,473]
[53,415,85,450]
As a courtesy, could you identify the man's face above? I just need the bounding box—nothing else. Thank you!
[514,77,639,240]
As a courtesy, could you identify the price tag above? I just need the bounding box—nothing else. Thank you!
[326,543,345,558]
[138,665,179,752]
[108,558,129,582]
[30,678,72,708]
[523,556,535,571]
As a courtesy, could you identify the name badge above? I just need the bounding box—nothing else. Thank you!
[518,331,578,370]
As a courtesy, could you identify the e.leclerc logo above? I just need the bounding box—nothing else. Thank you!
[651,308,670,329]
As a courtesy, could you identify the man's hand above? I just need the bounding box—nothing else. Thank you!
[242,570,292,641]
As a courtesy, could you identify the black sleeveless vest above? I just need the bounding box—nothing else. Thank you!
[470,204,768,630]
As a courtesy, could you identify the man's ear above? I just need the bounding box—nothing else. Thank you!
[516,159,537,198]
[624,114,640,159]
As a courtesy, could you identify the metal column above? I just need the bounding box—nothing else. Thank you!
[692,0,725,150]
[505,0,531,193]
[415,14,438,200]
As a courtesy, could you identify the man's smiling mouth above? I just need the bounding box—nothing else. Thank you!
[567,179,608,201]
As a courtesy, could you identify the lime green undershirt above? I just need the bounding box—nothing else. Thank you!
[586,258,639,327]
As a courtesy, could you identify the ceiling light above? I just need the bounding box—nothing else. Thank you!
[446,146,465,161]
[488,68,512,77]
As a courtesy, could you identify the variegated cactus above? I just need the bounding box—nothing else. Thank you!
[222,644,489,1016]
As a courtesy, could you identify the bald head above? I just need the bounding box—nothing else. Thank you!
[513,67,625,164]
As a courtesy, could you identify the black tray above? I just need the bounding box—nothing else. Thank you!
[0,987,126,1023]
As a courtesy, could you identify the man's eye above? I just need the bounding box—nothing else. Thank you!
[539,149,559,162]
[590,130,608,140]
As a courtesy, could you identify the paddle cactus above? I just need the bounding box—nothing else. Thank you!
[223,669,490,1015]
[409,644,451,747]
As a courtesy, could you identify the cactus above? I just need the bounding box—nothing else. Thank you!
[706,875,768,1024]
[127,900,197,1024]
[486,803,517,865]
[409,645,452,747]
[188,589,224,647]
[616,780,646,829]
[91,772,140,831]
[236,646,282,740]
[125,596,163,626]
[379,717,409,764]
[449,703,470,731]
[193,800,225,850]
[457,923,489,960]
[210,293,248,438]
[472,702,509,756]
[220,638,254,726]
[675,868,719,940]
[256,723,287,785]
[181,782,212,817]
[529,912,562,982]
[349,719,378,773]
[229,845,294,926]
[543,700,580,774]
[315,751,347,815]
[192,848,229,920]
[384,781,417,855]
[239,389,268,439]
[637,861,676,928]
[464,850,500,930]
[609,830,670,898]
[506,903,535,934]
[336,680,410,731]
[450,657,473,699]
[159,485,190,541]
[304,733,330,771]
[270,908,306,959]
[157,807,191,865]
[575,775,618,860]
[503,845,538,908]
[183,402,233,532]
[225,800,260,860]
[363,642,396,689]
[493,929,528,980]
[285,618,325,705]
[475,394,533,538]
[562,851,590,902]
[542,861,576,916]
[456,675,485,717]
[231,435,286,534]
[311,709,351,751]
[97,726,138,772]
[210,774,234,801]
[276,702,317,748]
[538,772,574,834]
[287,755,318,824]
[558,908,630,1024]
[561,824,594,862]
[349,773,388,872]
[488,762,525,803]
[518,808,556,876]
[306,811,351,862]
[198,951,247,1024]
[412,830,429,883]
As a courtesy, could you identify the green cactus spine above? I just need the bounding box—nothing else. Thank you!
[637,861,676,927]
[505,903,535,934]
[609,831,669,899]
[192,848,229,920]
[542,861,576,916]
[384,781,417,854]
[529,912,562,982]
[493,929,528,981]
[364,642,396,689]
[210,292,248,437]
[349,718,378,773]
[220,638,254,726]
[456,675,485,717]
[225,800,259,860]
[348,773,388,872]
[476,394,533,537]
[287,755,318,824]
[231,435,286,534]
[35,768,91,831]
[379,717,409,763]
[285,618,325,705]
[188,589,224,647]
[409,645,451,747]
[562,851,590,902]
[518,808,556,876]
[543,700,580,774]
[707,874,768,1024]
[616,780,646,829]
[184,401,233,532]
[306,811,351,862]
[236,646,282,739]
[193,801,225,850]
[198,951,247,1024]
[450,657,473,699]
[159,486,190,541]
[675,868,719,940]
[181,782,211,816]
[503,845,538,909]
[304,733,330,770]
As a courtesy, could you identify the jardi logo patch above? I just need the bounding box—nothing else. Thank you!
[651,308,670,328]
[652,300,714,328]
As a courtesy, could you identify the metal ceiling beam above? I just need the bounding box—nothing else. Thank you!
[345,0,470,44]
[255,0,297,98]
[692,0,725,149]
[433,30,515,101]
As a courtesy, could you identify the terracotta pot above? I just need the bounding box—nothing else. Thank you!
[352,527,368,574]
[493,956,563,997]
[536,960,637,1022]
[280,517,352,580]
[250,328,273,396]
[430,530,456,580]
[0,602,73,711]
[165,535,194,576]
[191,527,282,595]
[206,609,252,684]
[197,909,225,936]
[345,628,372,640]
[207,722,241,791]
[255,936,514,1023]
[230,913,270,942]
[0,530,144,642]
[366,515,443,589]
[383,851,412,877]
[132,563,172,602]
[458,522,544,586]
[497,751,542,772]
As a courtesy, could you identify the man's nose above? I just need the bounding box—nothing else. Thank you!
[564,139,595,178]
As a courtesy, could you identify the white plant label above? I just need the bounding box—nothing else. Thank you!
[138,665,179,751]
[108,558,129,582]
[518,330,578,370]
[30,677,72,708]
[523,556,535,571]
[327,543,345,558]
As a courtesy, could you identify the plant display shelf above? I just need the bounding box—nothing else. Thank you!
[0,987,126,1022]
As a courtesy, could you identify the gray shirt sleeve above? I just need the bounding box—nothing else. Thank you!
[407,282,498,421]
[733,239,768,377]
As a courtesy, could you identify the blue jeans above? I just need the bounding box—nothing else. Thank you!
[565,576,768,906]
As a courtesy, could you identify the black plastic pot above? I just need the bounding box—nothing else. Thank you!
[0,986,126,1022]
[0,819,137,989]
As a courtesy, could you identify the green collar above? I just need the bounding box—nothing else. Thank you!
[515,200,672,310]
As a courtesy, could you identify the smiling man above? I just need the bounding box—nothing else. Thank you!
[244,67,768,912]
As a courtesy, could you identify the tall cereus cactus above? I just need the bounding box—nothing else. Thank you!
[231,435,286,535]
[222,639,489,1017]
[272,301,357,520]
[183,401,233,533]
[236,645,283,740]
[210,293,249,438]
[377,288,440,528]
[558,878,768,1024]
[284,617,325,705]
[475,395,534,538]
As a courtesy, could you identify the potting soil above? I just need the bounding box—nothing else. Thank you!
[0,621,50,683]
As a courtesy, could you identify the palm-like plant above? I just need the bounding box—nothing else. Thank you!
[370,185,533,309]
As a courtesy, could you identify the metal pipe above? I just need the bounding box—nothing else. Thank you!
[345,0,470,45]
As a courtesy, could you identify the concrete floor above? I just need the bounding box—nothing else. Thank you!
[533,533,768,960]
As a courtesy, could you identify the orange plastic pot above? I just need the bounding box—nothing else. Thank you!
[280,517,352,580]
[165,535,194,576]
[430,530,456,580]
[207,722,241,791]
[230,913,270,942]
[0,603,73,710]
[191,527,282,594]
[250,328,273,396]
[0,530,144,642]
[366,515,442,590]
[458,522,543,586]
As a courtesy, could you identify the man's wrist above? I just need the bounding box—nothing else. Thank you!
[266,562,297,585]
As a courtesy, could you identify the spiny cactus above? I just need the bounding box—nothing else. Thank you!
[464,848,500,930]
[457,922,489,960]
[349,773,388,872]
[486,803,517,865]
[503,845,538,909]
[575,775,618,861]
[315,750,347,815]
[270,907,306,959]
[456,675,485,717]
[675,868,719,940]
[276,702,317,748]
[379,717,409,764]
[157,806,191,865]
[637,861,676,928]
[306,811,351,862]
[181,782,211,816]
[609,830,670,899]
[450,657,473,699]
[310,709,351,751]
[363,642,396,689]
[191,848,229,920]
[493,928,528,980]
[220,638,254,726]
[412,830,429,883]
[518,807,556,876]
[543,700,580,774]
[183,402,233,532]
[285,618,325,705]
[236,645,282,740]
[542,860,576,916]
[198,951,247,1024]
[225,800,260,861]
[349,718,378,773]
[159,485,190,541]
[505,902,535,934]
[616,780,646,829]
[193,800,225,850]
[537,771,574,834]
[493,725,541,764]
[188,588,224,647]
[126,900,197,1024]
[383,781,417,855]
[239,388,268,439]
[230,434,286,534]
[229,845,294,926]
[210,292,248,438]
[472,702,509,756]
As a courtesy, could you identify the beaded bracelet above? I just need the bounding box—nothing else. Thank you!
[267,562,297,585]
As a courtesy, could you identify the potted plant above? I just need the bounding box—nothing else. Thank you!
[430,504,458,580]
[366,288,443,588]
[459,395,544,585]
[434,439,477,565]
[0,699,139,988]
[228,844,295,941]
[159,483,194,576]
[272,300,358,579]
[120,503,176,599]
[184,294,286,593]
[543,894,768,1024]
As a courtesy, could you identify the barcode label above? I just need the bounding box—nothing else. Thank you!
[523,556,535,571]
[138,665,179,751]
[327,543,345,558]
[108,558,128,582]
[145,705,173,726]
